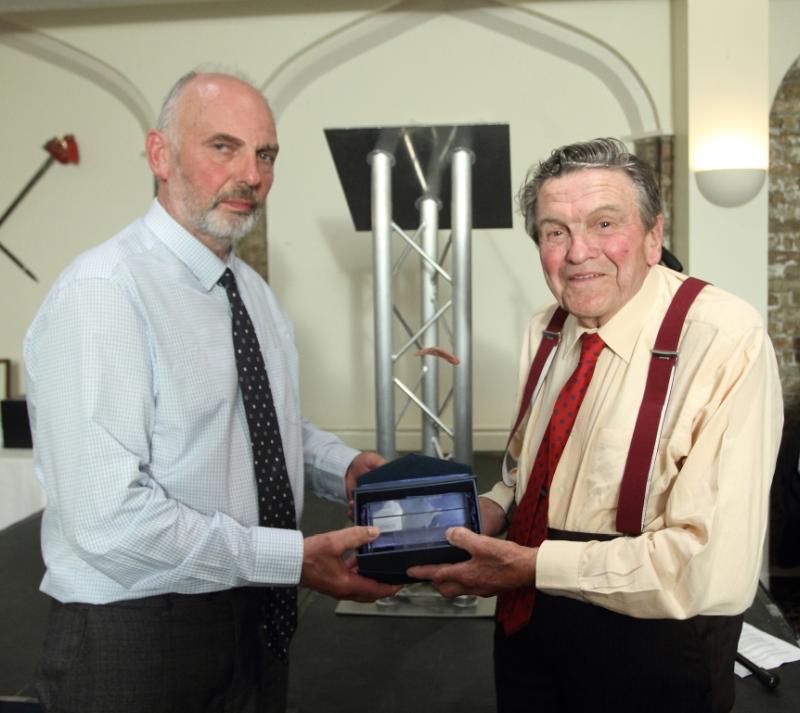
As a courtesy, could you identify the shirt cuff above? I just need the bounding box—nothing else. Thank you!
[316,445,360,502]
[252,526,304,586]
[535,538,587,599]
[481,479,516,514]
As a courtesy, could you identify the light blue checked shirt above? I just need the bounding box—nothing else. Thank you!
[24,200,358,604]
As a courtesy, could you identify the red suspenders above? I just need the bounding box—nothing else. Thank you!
[503,306,568,452]
[616,277,707,533]
[504,277,708,536]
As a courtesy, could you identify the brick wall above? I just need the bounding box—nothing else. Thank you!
[635,135,674,251]
[235,210,268,282]
[770,57,800,416]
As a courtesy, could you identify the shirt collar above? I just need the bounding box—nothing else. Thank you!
[558,265,662,364]
[143,199,232,291]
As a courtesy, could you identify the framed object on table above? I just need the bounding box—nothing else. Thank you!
[0,359,9,399]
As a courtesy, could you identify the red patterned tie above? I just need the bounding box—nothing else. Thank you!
[496,332,605,636]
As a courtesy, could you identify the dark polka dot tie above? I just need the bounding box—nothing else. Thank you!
[496,332,605,636]
[218,268,297,662]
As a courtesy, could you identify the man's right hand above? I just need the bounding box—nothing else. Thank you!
[300,526,401,602]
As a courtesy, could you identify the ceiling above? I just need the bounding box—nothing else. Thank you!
[0,0,232,12]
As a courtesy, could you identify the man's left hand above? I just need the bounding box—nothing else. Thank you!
[345,450,387,519]
[407,527,538,598]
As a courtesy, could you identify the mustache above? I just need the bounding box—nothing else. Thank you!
[212,187,259,209]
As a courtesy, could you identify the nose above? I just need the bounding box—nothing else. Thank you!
[565,228,597,263]
[241,154,262,188]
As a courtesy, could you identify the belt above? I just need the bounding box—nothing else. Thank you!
[547,528,618,543]
[92,587,255,609]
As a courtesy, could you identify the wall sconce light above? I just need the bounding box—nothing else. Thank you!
[694,168,767,208]
[693,134,767,208]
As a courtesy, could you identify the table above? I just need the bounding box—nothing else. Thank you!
[0,449,45,532]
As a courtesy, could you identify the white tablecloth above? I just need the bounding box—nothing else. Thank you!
[0,448,45,531]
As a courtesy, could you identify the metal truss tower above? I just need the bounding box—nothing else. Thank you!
[326,124,511,465]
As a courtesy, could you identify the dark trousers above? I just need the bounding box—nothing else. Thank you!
[35,588,289,713]
[494,591,743,713]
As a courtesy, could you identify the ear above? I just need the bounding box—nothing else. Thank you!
[645,213,664,267]
[145,129,171,182]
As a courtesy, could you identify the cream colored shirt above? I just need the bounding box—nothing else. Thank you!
[485,265,783,619]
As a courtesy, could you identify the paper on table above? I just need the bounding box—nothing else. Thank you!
[734,622,800,678]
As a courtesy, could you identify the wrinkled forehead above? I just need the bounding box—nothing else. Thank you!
[538,168,636,207]
[177,75,275,139]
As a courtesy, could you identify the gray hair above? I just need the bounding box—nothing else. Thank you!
[519,138,662,244]
[155,70,198,144]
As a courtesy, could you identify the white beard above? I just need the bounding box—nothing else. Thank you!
[172,163,263,251]
[194,201,263,251]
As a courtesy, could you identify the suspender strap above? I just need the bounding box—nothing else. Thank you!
[615,277,708,535]
[500,307,567,487]
[504,306,568,454]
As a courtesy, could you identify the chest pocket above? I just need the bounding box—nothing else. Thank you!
[577,429,680,525]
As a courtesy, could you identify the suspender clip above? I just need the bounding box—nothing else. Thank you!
[542,330,561,341]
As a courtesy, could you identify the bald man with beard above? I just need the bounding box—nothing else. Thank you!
[26,71,398,713]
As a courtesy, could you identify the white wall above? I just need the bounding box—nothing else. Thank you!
[267,2,668,449]
[669,0,770,320]
[2,0,787,453]
[0,34,152,394]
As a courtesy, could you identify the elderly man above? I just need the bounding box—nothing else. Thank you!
[26,71,398,713]
[410,138,783,713]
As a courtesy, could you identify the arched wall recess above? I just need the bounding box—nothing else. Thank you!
[0,18,155,134]
[0,2,662,147]
[0,19,275,276]
[456,1,661,137]
[263,0,661,139]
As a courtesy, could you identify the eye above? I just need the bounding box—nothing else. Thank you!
[539,229,568,249]
[598,220,612,229]
[210,142,235,156]
[257,149,276,164]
